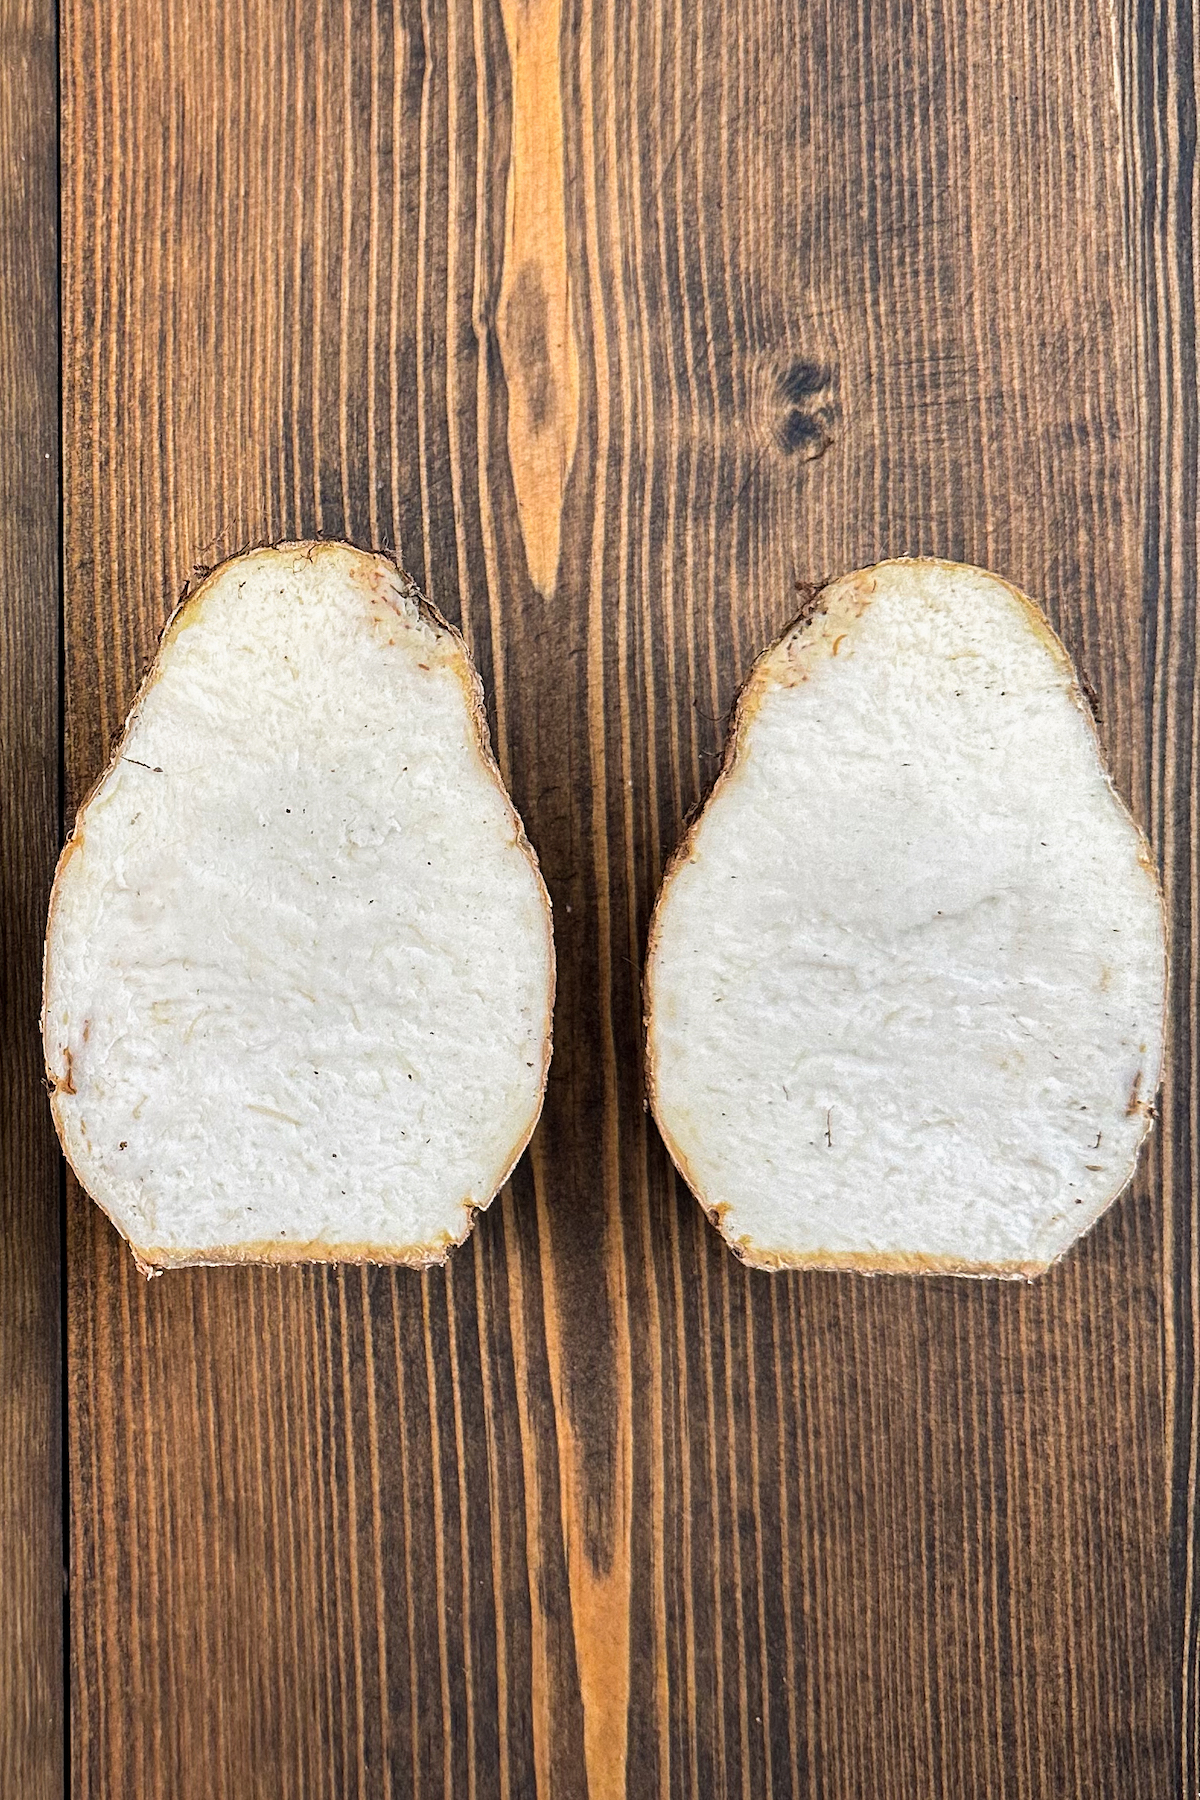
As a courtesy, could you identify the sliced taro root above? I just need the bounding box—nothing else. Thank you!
[645,558,1166,1277]
[44,542,554,1272]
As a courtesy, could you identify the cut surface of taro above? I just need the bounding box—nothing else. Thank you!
[44,541,554,1272]
[644,558,1166,1277]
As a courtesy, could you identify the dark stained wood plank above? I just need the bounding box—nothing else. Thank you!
[0,0,63,1793]
[60,0,1192,1794]
[1130,3,1200,1786]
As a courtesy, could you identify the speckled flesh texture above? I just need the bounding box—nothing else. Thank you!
[43,543,555,1273]
[644,559,1167,1277]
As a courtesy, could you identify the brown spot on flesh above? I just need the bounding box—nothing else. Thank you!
[1126,1069,1152,1118]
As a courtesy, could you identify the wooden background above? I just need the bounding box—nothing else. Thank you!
[3,0,1199,1792]
[1,0,63,1794]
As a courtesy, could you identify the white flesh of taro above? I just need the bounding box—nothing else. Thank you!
[44,543,554,1272]
[645,559,1166,1276]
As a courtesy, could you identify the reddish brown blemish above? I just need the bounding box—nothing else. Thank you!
[372,573,411,618]
[1126,1069,1150,1117]
[58,1047,76,1096]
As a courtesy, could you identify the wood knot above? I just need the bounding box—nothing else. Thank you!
[774,359,835,460]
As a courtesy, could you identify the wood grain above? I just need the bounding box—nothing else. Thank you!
[1132,6,1200,1787]
[59,0,1194,1793]
[0,0,63,1791]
